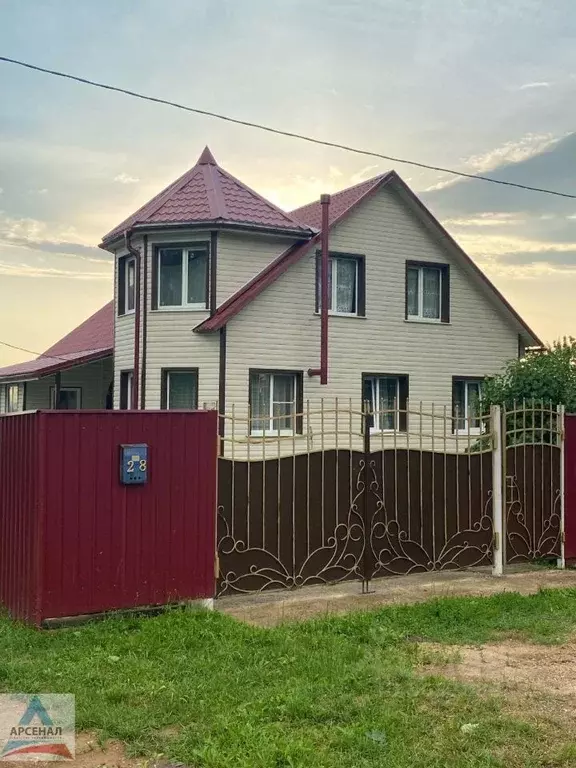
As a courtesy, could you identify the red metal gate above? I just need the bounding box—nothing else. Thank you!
[0,410,217,624]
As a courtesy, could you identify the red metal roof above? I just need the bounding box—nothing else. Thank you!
[101,147,312,245]
[0,301,113,382]
[195,171,542,346]
[290,174,389,229]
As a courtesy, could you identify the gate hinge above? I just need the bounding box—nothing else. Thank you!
[214,554,220,578]
[561,531,566,543]
[492,532,500,551]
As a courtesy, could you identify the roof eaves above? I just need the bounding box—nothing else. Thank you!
[0,349,113,384]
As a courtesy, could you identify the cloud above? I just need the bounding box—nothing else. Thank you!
[519,81,551,90]
[113,173,139,184]
[498,249,576,266]
[0,261,111,280]
[350,165,380,185]
[463,133,559,174]
[0,214,111,263]
[424,131,576,219]
[444,213,525,228]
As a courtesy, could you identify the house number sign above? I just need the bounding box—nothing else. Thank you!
[120,444,148,485]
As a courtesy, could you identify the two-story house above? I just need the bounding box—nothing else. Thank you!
[0,146,540,440]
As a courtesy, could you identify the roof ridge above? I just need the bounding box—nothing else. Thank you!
[204,164,228,219]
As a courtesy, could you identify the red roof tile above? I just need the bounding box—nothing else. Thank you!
[0,302,113,382]
[290,174,388,229]
[101,147,312,245]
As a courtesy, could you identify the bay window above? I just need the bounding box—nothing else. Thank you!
[249,370,303,435]
[155,245,209,309]
[118,255,136,316]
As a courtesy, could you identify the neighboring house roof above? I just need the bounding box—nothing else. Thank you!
[195,171,542,346]
[100,147,313,247]
[0,301,113,383]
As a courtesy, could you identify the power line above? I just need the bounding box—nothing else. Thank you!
[0,339,106,363]
[1,54,575,201]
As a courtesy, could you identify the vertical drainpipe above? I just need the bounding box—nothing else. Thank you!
[125,230,141,409]
[308,193,331,384]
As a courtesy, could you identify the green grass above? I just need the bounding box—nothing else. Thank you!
[3,588,576,767]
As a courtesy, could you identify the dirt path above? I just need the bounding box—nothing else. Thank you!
[217,566,576,626]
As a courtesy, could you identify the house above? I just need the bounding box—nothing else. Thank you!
[1,146,540,441]
[0,302,113,411]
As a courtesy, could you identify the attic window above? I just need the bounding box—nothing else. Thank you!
[154,245,209,310]
[405,261,450,323]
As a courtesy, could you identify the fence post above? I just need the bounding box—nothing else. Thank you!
[558,404,566,570]
[361,400,372,594]
[491,405,504,577]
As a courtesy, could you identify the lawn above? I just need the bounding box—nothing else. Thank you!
[2,588,576,767]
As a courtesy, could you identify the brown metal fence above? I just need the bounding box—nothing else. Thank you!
[216,400,497,595]
[503,401,563,563]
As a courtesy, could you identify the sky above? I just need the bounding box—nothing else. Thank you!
[0,0,575,365]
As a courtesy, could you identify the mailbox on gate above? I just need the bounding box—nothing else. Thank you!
[120,444,148,485]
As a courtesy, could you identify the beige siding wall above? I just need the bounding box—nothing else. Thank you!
[113,229,292,410]
[217,232,292,305]
[224,184,519,446]
[113,243,135,406]
[24,357,113,409]
[143,232,218,409]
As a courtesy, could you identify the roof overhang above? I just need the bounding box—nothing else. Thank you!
[99,220,315,252]
[0,349,113,384]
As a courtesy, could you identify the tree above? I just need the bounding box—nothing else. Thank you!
[482,338,576,411]
[480,339,576,447]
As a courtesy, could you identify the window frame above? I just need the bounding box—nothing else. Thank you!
[118,254,136,317]
[50,386,82,409]
[152,242,210,311]
[160,367,199,410]
[125,256,136,314]
[405,260,450,323]
[316,251,366,317]
[248,368,304,436]
[119,370,134,410]
[452,377,484,435]
[6,383,21,413]
[362,373,409,433]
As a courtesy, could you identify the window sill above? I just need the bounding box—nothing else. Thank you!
[370,429,406,435]
[249,432,298,439]
[153,306,209,313]
[404,318,450,326]
[118,309,135,318]
[454,429,483,437]
[314,312,366,319]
